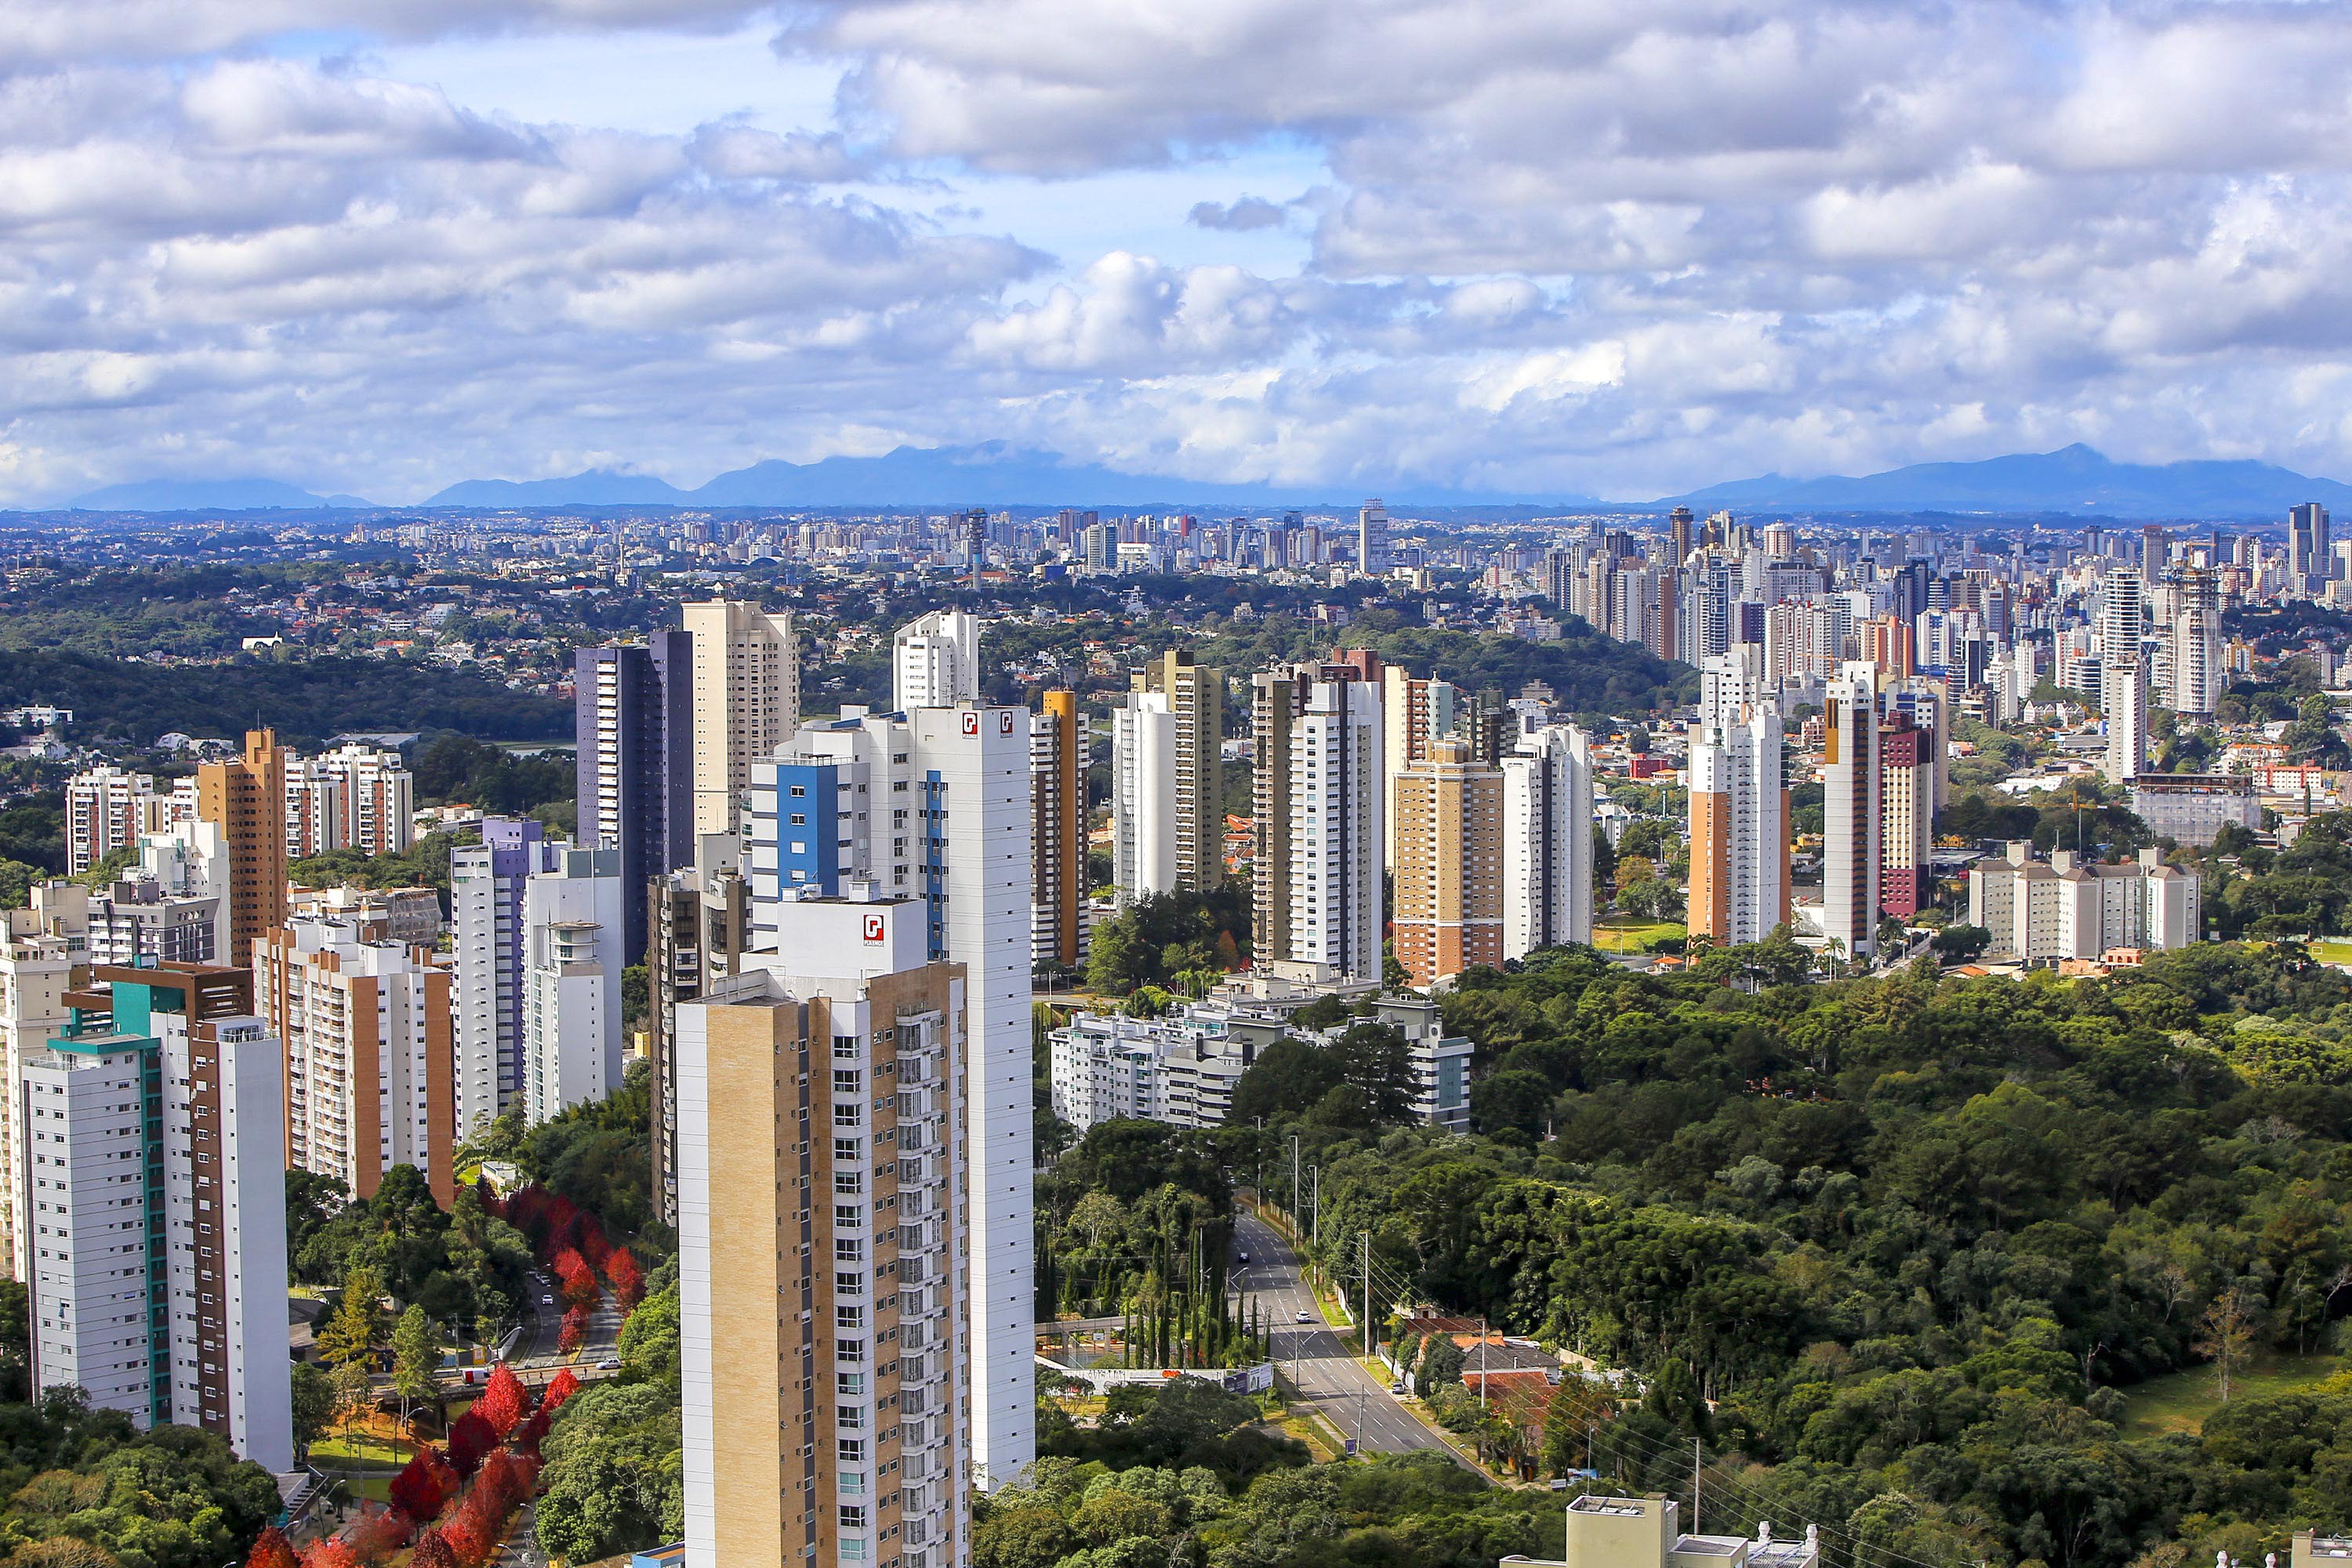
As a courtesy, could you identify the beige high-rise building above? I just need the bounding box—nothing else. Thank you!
[1130,650,1224,891]
[685,600,799,837]
[1032,691,1085,971]
[1391,739,1504,989]
[256,915,455,1207]
[677,898,969,1567]
[197,728,289,966]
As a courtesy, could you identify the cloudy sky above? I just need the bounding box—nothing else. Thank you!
[7,0,2352,505]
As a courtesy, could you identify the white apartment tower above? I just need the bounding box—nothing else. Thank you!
[15,964,292,1472]
[1286,679,1385,982]
[747,702,1035,1488]
[520,845,626,1123]
[1501,724,1595,959]
[894,609,984,712]
[1821,663,1883,963]
[686,598,800,837]
[1110,691,1179,905]
[2099,576,2148,783]
[1687,696,1788,948]
[449,817,561,1134]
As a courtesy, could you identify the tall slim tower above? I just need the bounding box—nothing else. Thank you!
[1821,663,1882,962]
[576,631,692,957]
[1130,651,1225,891]
[895,609,983,711]
[1390,739,1504,989]
[196,728,289,967]
[2099,577,2147,782]
[746,704,1033,1487]
[2172,568,2223,719]
[1110,691,1178,904]
[1878,710,1935,921]
[1252,670,1381,982]
[2289,503,2331,596]
[1687,699,1788,947]
[685,600,799,838]
[675,900,968,1568]
[449,817,558,1133]
[1357,499,1389,576]
[1501,724,1595,959]
[1031,691,1085,971]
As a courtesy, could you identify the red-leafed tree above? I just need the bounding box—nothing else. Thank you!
[246,1525,300,1568]
[409,1530,459,1568]
[510,1406,551,1454]
[473,1362,528,1439]
[342,1503,410,1563]
[474,1447,525,1516]
[441,1504,496,1568]
[558,1303,589,1353]
[608,1248,644,1311]
[388,1448,451,1523]
[577,1217,612,1270]
[551,1247,600,1310]
[445,1407,496,1477]
[539,1367,580,1414]
[298,1539,362,1568]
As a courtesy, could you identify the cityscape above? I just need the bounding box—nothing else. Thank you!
[9,3,2352,1568]
[0,492,2347,1568]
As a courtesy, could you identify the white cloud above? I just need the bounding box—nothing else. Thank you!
[13,1,2352,503]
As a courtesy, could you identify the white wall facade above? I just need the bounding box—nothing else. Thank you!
[1110,693,1178,906]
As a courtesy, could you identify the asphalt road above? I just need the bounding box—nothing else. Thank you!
[1232,1211,1483,1475]
[511,1269,622,1367]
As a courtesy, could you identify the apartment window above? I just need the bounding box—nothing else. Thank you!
[834,1138,862,1163]
[835,1239,865,1262]
[837,1371,866,1396]
[833,1069,862,1095]
[839,1438,866,1464]
[837,1305,866,1330]
[836,1204,863,1229]
[833,1036,859,1060]
[835,1171,863,1196]
[840,1506,868,1530]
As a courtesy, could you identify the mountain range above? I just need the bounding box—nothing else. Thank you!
[419,443,1559,510]
[1653,444,2352,517]
[53,441,2352,517]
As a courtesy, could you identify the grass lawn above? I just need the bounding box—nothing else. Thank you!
[2311,938,2352,966]
[2118,1352,2342,1437]
[1592,919,1686,953]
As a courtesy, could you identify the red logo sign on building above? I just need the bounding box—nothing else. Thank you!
[862,913,886,943]
[960,711,980,735]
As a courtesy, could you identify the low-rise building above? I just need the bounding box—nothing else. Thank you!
[1967,841,2201,961]
[2130,772,2261,848]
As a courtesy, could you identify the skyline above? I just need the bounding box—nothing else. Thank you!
[12,3,2352,507]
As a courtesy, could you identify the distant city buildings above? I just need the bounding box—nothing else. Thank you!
[1968,843,2201,960]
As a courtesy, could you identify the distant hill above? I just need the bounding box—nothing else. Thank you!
[70,478,374,511]
[426,442,1592,510]
[1653,444,2352,519]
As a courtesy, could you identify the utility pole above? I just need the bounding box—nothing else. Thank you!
[1693,1437,1703,1534]
[1290,1134,1300,1235]
[1354,1385,1366,1458]
[1478,1317,1488,1410]
[1362,1231,1372,1363]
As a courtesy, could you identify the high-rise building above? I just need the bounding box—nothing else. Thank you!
[1031,692,1085,971]
[1878,710,1935,921]
[746,703,1033,1487]
[2289,502,2332,596]
[1501,724,1595,960]
[1357,499,1389,575]
[449,817,560,1134]
[648,834,752,1229]
[894,609,983,711]
[520,845,625,1123]
[577,633,693,957]
[1251,671,1382,982]
[196,728,290,967]
[2171,568,2224,719]
[1378,664,1454,873]
[1969,843,2201,959]
[2098,578,2147,783]
[685,599,800,838]
[677,897,969,1568]
[16,963,292,1471]
[1820,663,1882,963]
[256,915,455,1206]
[1129,651,1225,891]
[1668,506,1694,567]
[1687,693,1788,947]
[1109,691,1178,903]
[0,936,77,1280]
[285,744,416,860]
[1390,739,1504,989]
[64,765,176,877]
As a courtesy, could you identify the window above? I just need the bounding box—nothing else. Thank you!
[839,1438,866,1463]
[835,1171,863,1196]
[836,1203,863,1229]
[833,1036,859,1061]
[837,1371,866,1396]
[837,1305,866,1329]
[835,1138,862,1163]
[840,1506,869,1530]
[789,785,808,797]
[833,1069,862,1094]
